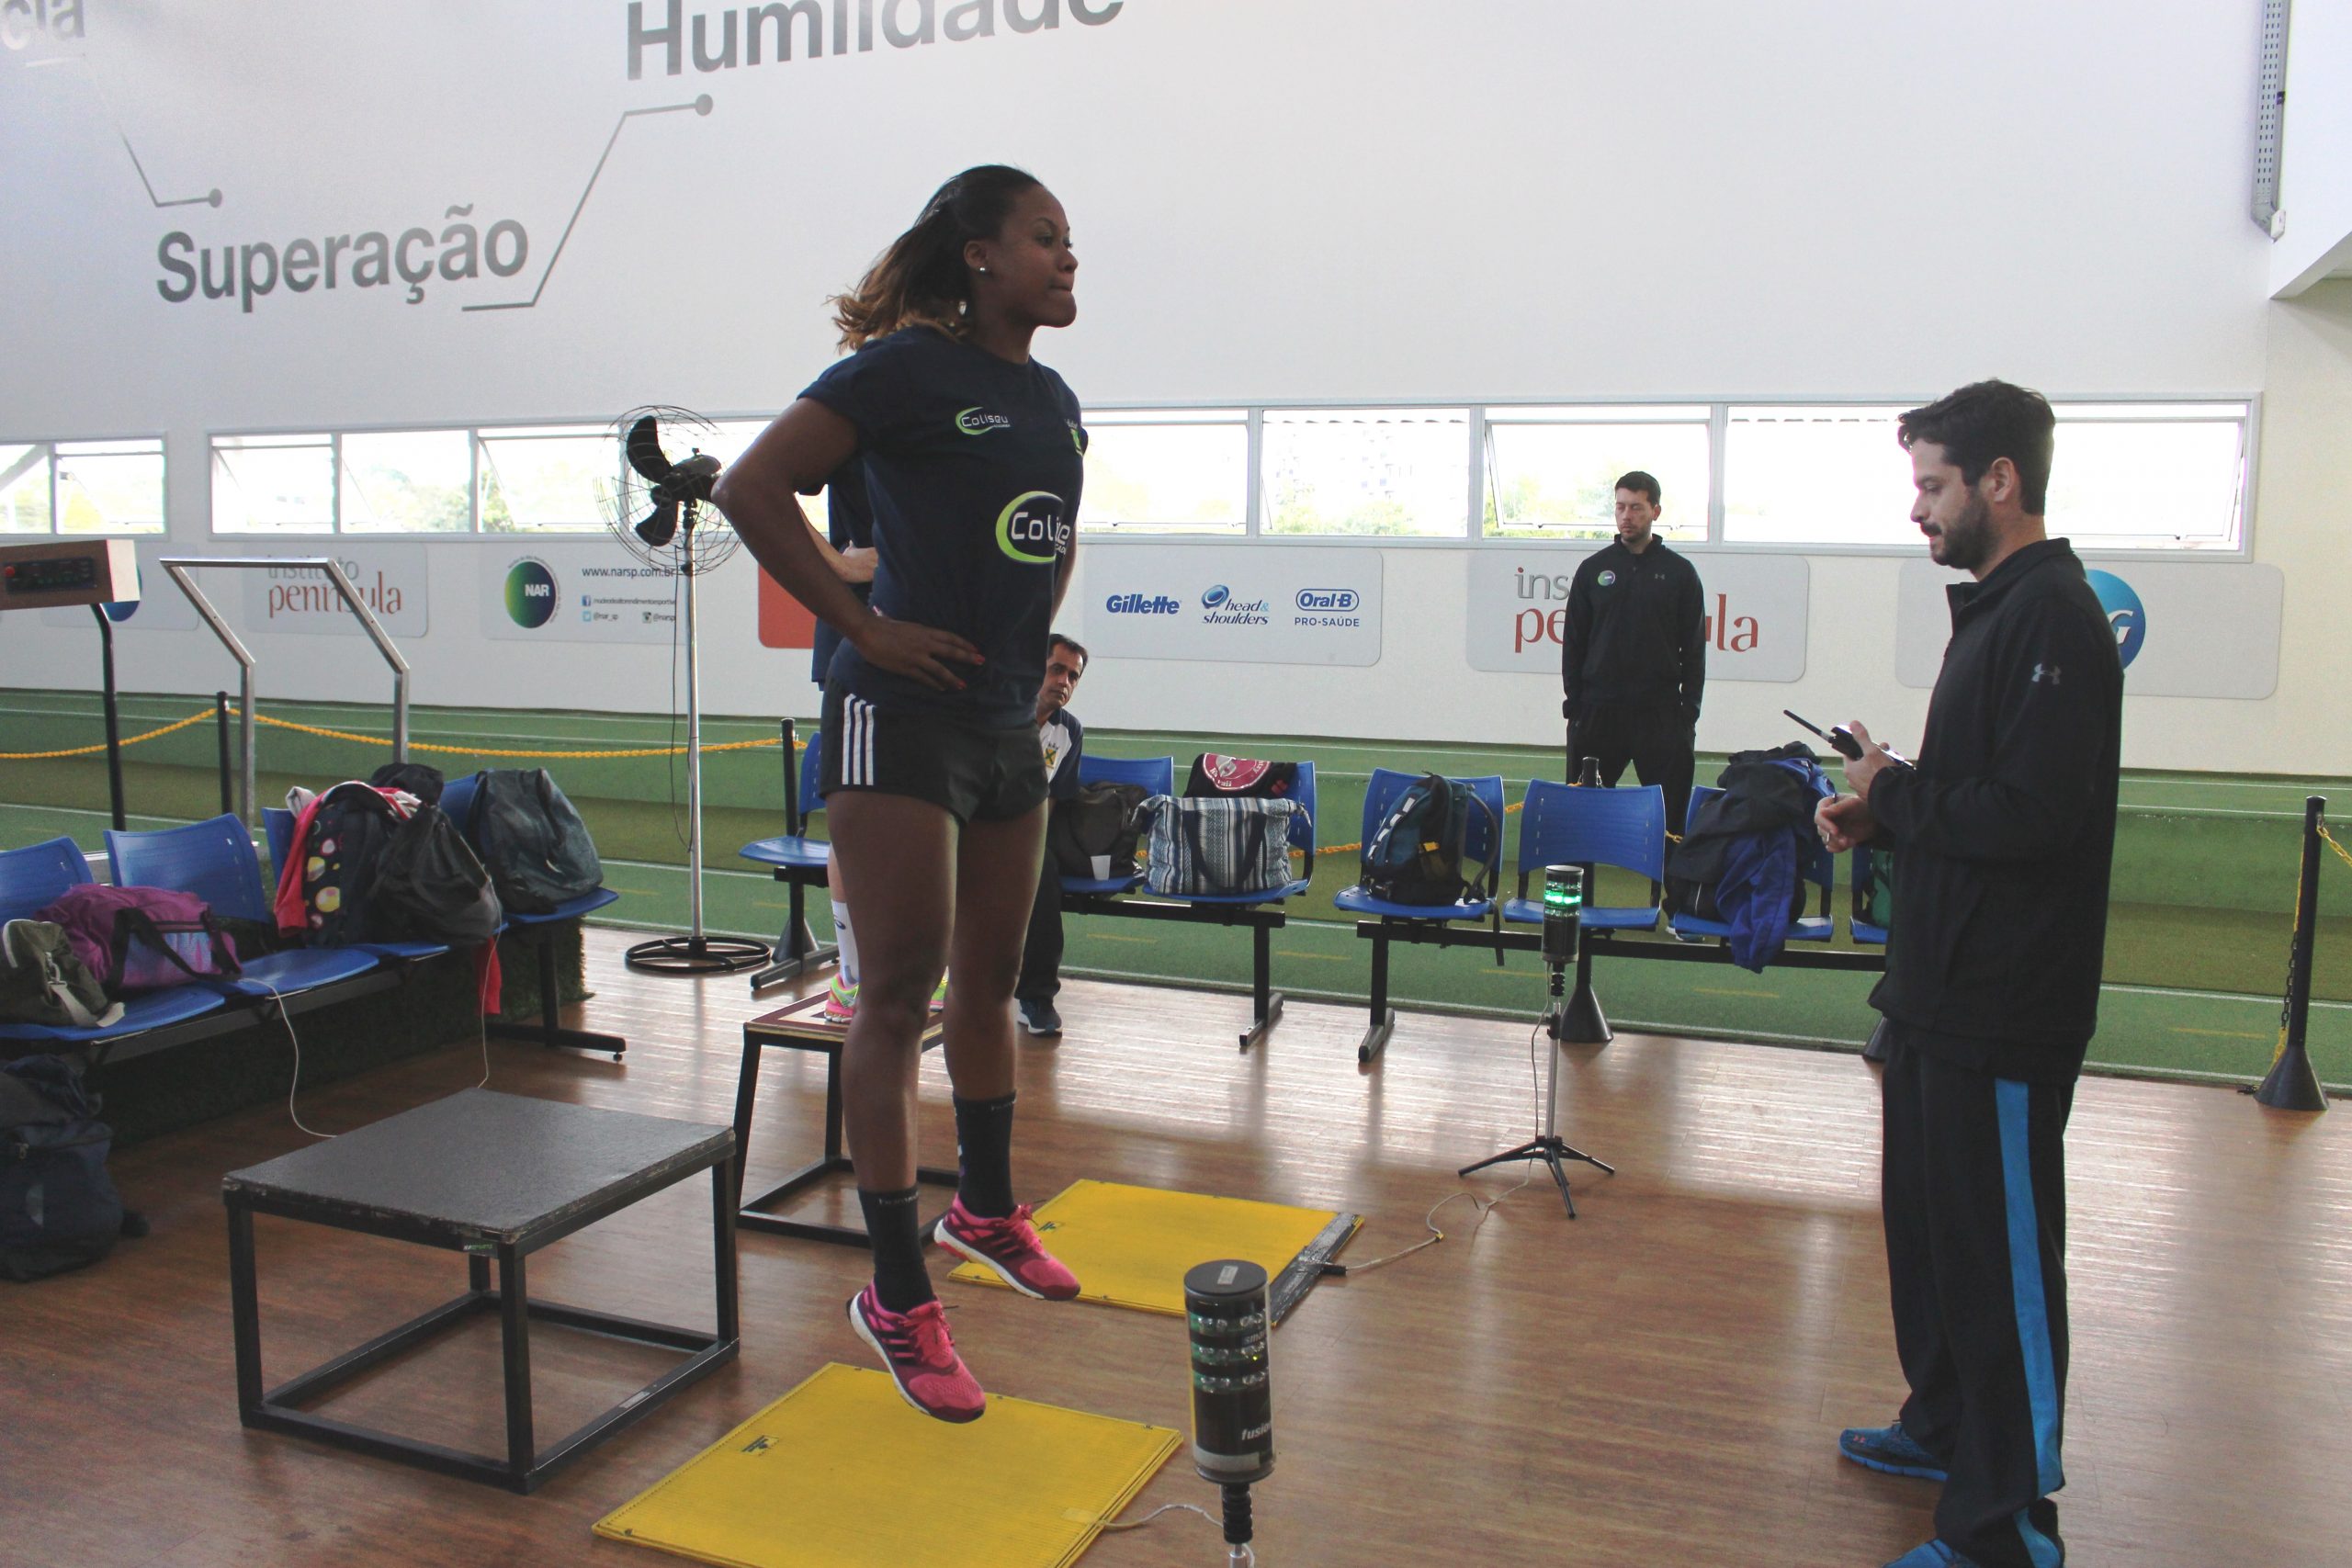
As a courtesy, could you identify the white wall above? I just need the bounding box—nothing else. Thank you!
[2273,0,2352,296]
[4,1,2345,773]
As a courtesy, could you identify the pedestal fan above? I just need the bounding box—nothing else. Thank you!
[599,406,771,976]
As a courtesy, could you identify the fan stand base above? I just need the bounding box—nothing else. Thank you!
[625,934,773,976]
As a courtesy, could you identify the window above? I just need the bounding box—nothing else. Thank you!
[213,434,334,534]
[2044,404,2247,550]
[1484,406,1710,541]
[1079,409,1247,534]
[1721,405,1917,547]
[1261,408,1468,537]
[0,439,165,534]
[476,424,614,533]
[338,430,472,534]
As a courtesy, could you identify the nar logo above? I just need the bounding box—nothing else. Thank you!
[955,406,1011,435]
[1104,592,1181,615]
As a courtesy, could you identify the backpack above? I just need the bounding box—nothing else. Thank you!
[471,769,604,914]
[366,805,503,946]
[368,760,447,807]
[1359,774,1498,907]
[0,919,124,1030]
[1048,782,1149,880]
[36,885,243,998]
[1137,795,1302,897]
[1,1055,144,1282]
[291,783,408,945]
[1186,754,1301,801]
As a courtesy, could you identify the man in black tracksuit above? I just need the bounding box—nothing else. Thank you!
[1818,382,2121,1568]
[1560,469,1707,832]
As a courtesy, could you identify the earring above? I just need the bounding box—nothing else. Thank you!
[977,265,989,275]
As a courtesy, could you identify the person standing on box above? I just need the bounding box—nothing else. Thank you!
[716,165,1087,1424]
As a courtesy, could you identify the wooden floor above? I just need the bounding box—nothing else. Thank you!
[7,930,2351,1568]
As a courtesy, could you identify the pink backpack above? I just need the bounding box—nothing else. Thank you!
[36,885,243,997]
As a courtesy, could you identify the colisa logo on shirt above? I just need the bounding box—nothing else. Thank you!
[956,407,1012,435]
[1595,570,1618,587]
[2086,570,2146,668]
[996,491,1069,564]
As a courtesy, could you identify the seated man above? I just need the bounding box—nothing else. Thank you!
[1016,635,1088,1036]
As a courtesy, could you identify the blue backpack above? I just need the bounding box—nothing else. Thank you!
[1360,774,1499,908]
[2,1055,143,1283]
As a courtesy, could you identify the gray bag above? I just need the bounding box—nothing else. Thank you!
[1138,795,1301,897]
[0,919,124,1030]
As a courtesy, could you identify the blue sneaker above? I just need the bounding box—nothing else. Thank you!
[1883,1542,1982,1568]
[1840,1419,1949,1481]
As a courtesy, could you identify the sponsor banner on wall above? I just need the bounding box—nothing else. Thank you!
[1081,545,1382,666]
[480,546,684,645]
[237,544,429,637]
[1466,549,1809,682]
[1894,558,2282,699]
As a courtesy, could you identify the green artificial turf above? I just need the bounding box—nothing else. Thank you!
[8,688,2349,1087]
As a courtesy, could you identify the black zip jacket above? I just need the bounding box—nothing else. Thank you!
[1560,540,1706,719]
[1865,538,2122,1082]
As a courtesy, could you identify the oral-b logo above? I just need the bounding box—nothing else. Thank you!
[1104,592,1181,615]
[1296,589,1358,612]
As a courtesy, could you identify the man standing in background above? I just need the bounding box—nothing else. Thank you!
[1560,470,1708,832]
[1818,380,2121,1568]
[1016,634,1088,1036]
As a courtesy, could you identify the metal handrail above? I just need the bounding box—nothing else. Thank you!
[159,557,411,824]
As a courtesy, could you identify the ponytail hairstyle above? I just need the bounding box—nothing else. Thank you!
[831,164,1044,350]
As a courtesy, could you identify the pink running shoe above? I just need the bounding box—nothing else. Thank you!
[933,1196,1082,1301]
[846,1285,987,1423]
[821,975,857,1025]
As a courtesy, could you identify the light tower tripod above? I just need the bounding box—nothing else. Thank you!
[1457,955,1614,1216]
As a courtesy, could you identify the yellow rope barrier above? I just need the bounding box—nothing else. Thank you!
[2320,821,2352,874]
[0,708,213,760]
[250,713,797,761]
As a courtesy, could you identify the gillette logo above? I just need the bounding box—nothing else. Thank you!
[1105,592,1181,615]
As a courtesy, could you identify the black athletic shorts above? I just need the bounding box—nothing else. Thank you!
[820,682,1047,824]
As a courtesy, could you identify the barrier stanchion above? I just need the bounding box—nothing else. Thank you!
[215,692,234,818]
[2254,795,2327,1112]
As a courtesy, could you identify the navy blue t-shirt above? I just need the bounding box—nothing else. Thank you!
[808,457,874,686]
[802,327,1086,727]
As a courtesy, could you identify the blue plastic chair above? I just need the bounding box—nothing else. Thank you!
[1333,768,1507,923]
[264,805,452,962]
[739,731,831,878]
[738,722,835,991]
[1500,780,1666,932]
[0,836,232,1045]
[1666,784,1834,944]
[1334,767,1506,1064]
[106,815,381,998]
[1059,753,1175,897]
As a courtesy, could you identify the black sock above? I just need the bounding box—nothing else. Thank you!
[953,1092,1017,1218]
[858,1186,933,1313]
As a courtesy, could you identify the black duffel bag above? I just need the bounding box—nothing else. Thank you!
[1048,782,1149,880]
[367,805,503,945]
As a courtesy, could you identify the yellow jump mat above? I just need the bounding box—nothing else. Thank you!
[594,1363,1178,1568]
[950,1179,1352,1316]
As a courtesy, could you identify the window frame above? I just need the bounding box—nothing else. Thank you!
[201,396,2262,562]
[0,434,168,536]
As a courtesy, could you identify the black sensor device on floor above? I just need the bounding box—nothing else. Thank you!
[1784,709,1864,760]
